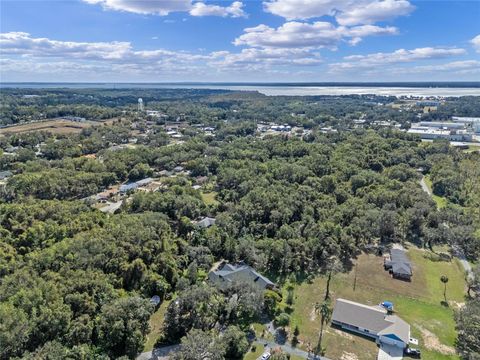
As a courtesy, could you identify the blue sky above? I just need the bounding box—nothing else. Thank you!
[1,0,479,82]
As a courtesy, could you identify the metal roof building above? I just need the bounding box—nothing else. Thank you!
[332,298,410,349]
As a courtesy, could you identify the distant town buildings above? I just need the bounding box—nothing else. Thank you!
[408,116,480,143]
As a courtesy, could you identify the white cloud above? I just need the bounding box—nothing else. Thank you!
[83,0,246,17]
[2,32,477,82]
[190,1,246,17]
[234,21,397,49]
[336,0,414,26]
[83,0,191,15]
[0,32,323,81]
[404,60,480,73]
[263,0,414,25]
[263,0,345,20]
[330,47,467,72]
[471,35,480,53]
[211,47,322,70]
[0,32,131,60]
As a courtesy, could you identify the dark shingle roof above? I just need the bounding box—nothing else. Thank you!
[390,249,412,276]
[209,263,274,290]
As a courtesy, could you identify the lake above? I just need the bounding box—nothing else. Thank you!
[2,83,480,97]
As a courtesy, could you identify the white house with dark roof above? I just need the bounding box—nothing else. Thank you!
[208,262,275,291]
[332,298,410,349]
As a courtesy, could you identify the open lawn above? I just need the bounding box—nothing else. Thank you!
[424,176,448,209]
[462,144,480,153]
[143,300,171,352]
[281,248,465,360]
[201,191,219,206]
[244,344,265,360]
[0,119,95,136]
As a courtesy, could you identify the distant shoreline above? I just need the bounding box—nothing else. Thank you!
[2,81,480,88]
[2,82,480,97]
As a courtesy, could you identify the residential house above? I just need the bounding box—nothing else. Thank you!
[0,170,13,180]
[194,216,216,229]
[119,177,153,193]
[332,298,411,349]
[208,262,275,291]
[384,248,412,281]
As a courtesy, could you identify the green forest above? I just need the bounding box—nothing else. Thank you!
[0,89,479,360]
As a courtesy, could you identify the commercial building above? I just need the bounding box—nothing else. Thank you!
[407,127,473,142]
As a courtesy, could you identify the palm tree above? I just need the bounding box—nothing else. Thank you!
[440,275,449,302]
[314,299,332,357]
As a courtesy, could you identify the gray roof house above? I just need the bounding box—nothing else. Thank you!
[195,217,216,229]
[208,262,275,291]
[0,170,13,180]
[384,248,412,280]
[332,298,410,349]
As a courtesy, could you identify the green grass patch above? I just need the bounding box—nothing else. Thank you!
[285,248,465,360]
[201,191,219,205]
[143,299,171,352]
[244,343,265,360]
[424,176,448,209]
[462,144,480,153]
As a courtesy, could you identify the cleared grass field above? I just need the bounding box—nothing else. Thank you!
[143,300,171,352]
[201,191,219,206]
[244,344,265,360]
[283,248,465,360]
[0,119,92,136]
[424,176,448,208]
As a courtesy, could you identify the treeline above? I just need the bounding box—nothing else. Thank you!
[1,111,480,358]
[3,88,480,127]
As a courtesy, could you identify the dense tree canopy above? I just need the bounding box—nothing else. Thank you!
[1,90,479,359]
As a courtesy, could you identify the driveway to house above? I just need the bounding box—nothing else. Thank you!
[377,344,403,360]
[257,338,330,360]
[419,176,473,279]
[419,176,432,196]
[136,345,180,360]
[452,245,474,279]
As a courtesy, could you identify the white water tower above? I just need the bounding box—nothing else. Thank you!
[138,98,144,112]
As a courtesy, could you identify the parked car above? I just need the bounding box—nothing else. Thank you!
[260,352,271,360]
[405,348,421,358]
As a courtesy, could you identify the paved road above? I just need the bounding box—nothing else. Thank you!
[257,338,330,360]
[419,176,432,196]
[137,339,330,360]
[377,344,403,360]
[452,245,474,280]
[137,345,179,360]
